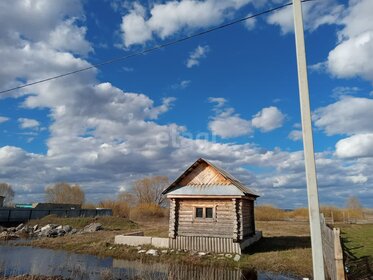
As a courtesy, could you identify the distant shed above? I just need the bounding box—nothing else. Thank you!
[162,158,261,254]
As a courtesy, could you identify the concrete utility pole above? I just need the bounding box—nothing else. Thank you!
[292,0,325,279]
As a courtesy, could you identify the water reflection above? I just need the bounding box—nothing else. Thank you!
[113,260,260,280]
[0,244,296,280]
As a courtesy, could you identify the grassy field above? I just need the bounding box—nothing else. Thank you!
[337,223,373,279]
[23,217,313,277]
[338,223,373,258]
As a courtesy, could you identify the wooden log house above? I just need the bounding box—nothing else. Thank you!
[162,158,260,254]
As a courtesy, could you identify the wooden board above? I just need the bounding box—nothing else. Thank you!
[169,236,241,254]
[178,162,231,186]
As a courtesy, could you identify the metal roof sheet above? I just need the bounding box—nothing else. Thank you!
[166,184,245,196]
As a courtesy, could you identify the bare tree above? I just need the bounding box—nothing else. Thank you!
[45,182,85,205]
[133,176,169,206]
[346,195,364,220]
[0,182,15,206]
[346,196,363,210]
[117,191,136,207]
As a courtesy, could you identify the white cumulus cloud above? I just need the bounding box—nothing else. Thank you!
[328,31,373,81]
[208,101,285,138]
[266,0,343,34]
[186,45,210,68]
[171,80,191,90]
[347,174,368,184]
[47,18,93,56]
[0,0,91,98]
[209,114,252,138]
[18,118,40,129]
[0,116,9,123]
[208,97,226,108]
[208,98,252,138]
[243,13,256,30]
[323,0,373,84]
[288,130,302,141]
[314,97,373,136]
[120,3,152,47]
[120,0,251,46]
[336,133,373,158]
[252,106,285,132]
[315,96,373,160]
[0,0,372,208]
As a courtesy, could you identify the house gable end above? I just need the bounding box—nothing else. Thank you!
[178,161,231,186]
[163,158,259,197]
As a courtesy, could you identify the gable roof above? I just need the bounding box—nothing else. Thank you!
[162,158,259,197]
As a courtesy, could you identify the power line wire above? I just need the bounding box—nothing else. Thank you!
[0,0,315,94]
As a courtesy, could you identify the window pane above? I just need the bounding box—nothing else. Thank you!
[206,207,213,218]
[196,207,203,218]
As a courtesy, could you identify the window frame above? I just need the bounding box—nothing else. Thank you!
[193,205,216,222]
[195,207,203,218]
[205,207,213,218]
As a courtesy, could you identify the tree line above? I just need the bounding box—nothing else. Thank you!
[0,176,169,219]
[0,179,367,221]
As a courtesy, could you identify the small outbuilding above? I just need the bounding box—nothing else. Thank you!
[162,158,261,254]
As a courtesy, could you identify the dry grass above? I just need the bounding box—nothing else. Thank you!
[242,248,312,277]
[255,205,286,221]
[27,215,138,231]
[255,205,366,223]
[134,217,169,238]
[321,206,364,222]
[242,221,312,277]
[26,231,118,255]
[0,276,63,280]
[99,200,131,218]
[130,203,166,221]
[286,208,309,221]
[256,220,310,236]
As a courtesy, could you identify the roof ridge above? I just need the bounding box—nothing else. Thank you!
[162,158,259,197]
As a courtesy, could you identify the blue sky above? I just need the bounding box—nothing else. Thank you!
[0,0,372,208]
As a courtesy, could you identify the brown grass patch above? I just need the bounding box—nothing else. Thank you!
[99,200,131,218]
[244,220,312,277]
[27,215,138,231]
[255,205,286,221]
[255,205,367,223]
[256,220,310,236]
[130,203,165,221]
[0,276,64,280]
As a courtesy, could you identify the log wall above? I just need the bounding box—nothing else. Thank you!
[242,199,255,237]
[177,199,235,238]
[168,198,178,238]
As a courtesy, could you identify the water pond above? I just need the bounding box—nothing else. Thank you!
[0,244,299,280]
